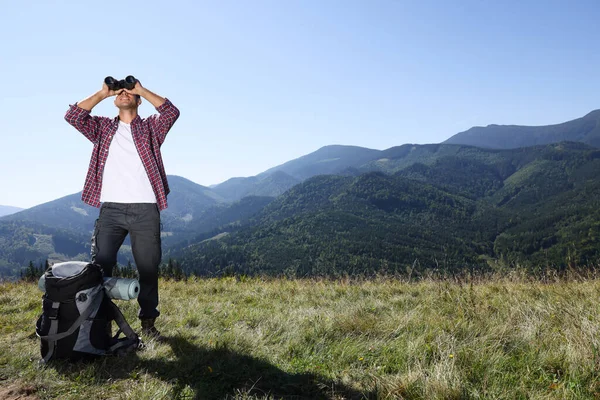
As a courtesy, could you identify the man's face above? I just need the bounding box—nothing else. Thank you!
[114,90,140,109]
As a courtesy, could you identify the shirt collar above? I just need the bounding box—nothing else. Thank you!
[113,114,142,125]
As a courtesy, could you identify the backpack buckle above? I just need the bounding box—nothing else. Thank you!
[48,302,60,320]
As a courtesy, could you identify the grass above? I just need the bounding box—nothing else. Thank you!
[2,274,600,399]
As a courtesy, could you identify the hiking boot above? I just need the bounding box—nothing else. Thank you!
[140,318,166,343]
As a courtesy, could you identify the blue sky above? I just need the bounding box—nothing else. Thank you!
[1,0,599,208]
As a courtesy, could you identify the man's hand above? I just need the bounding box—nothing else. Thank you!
[124,79,166,108]
[101,82,120,98]
[76,81,117,111]
[123,79,145,97]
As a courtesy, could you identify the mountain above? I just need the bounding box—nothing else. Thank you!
[210,109,600,204]
[211,145,382,202]
[5,107,600,279]
[170,171,485,277]
[257,145,382,180]
[1,193,99,235]
[0,205,24,217]
[170,142,600,277]
[0,175,240,277]
[164,195,276,250]
[1,175,226,235]
[359,143,498,175]
[158,175,227,232]
[211,171,300,202]
[444,109,600,149]
[212,107,600,203]
[0,218,92,278]
[248,171,300,197]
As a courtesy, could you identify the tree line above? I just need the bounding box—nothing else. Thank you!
[21,258,187,282]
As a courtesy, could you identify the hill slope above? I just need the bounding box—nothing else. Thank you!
[258,144,382,180]
[211,145,382,202]
[0,175,234,277]
[171,142,600,277]
[210,171,300,202]
[210,108,600,202]
[444,109,600,149]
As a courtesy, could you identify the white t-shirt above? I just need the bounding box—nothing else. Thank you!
[100,121,157,203]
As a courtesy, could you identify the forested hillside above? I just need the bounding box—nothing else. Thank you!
[168,142,600,277]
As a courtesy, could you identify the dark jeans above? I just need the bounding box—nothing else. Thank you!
[91,202,162,319]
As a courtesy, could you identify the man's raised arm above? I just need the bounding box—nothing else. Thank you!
[65,83,116,143]
[126,81,180,145]
[76,89,110,111]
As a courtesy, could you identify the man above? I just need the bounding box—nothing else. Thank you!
[65,77,180,341]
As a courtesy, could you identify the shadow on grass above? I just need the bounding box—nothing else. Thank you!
[49,335,375,400]
[142,335,374,399]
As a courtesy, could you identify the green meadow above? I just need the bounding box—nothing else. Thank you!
[2,274,600,399]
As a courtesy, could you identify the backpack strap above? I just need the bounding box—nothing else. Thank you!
[38,288,104,343]
[40,301,61,363]
[107,301,143,353]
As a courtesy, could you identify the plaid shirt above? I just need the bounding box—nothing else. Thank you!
[65,99,180,211]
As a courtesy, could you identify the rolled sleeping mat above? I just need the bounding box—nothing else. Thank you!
[103,277,140,300]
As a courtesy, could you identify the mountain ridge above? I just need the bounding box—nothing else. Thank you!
[3,107,600,277]
[168,141,600,277]
[444,108,600,149]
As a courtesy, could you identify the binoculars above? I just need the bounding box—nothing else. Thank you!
[104,75,137,91]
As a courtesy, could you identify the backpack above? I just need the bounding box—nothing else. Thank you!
[35,261,142,363]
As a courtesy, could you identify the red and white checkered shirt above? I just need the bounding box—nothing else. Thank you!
[65,99,180,211]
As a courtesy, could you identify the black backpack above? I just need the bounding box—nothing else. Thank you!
[35,261,142,363]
